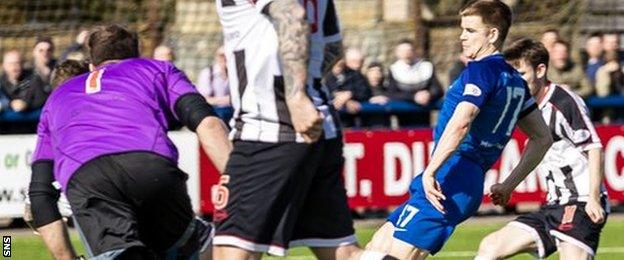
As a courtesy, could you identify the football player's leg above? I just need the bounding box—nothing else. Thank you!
[480,209,557,260]
[213,246,261,260]
[558,242,592,260]
[213,141,315,259]
[290,139,360,260]
[551,201,605,260]
[388,238,429,260]
[310,245,361,260]
[385,200,450,259]
[366,222,396,254]
[366,224,429,260]
[363,219,431,260]
[476,224,538,259]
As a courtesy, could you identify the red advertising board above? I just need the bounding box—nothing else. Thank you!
[199,125,624,214]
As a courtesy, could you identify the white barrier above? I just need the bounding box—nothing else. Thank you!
[0,131,201,219]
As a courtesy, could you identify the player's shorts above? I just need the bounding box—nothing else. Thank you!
[508,198,608,258]
[213,138,356,256]
[387,154,484,255]
[66,152,204,259]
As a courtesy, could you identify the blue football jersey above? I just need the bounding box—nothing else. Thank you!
[434,54,537,170]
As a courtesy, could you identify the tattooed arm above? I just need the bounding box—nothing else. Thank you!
[266,0,323,142]
[266,0,309,98]
[322,40,344,77]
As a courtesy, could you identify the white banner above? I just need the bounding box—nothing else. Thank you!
[0,135,37,219]
[0,131,201,219]
[169,131,201,213]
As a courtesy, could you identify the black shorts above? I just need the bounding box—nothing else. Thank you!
[66,152,199,259]
[509,199,608,258]
[213,138,356,256]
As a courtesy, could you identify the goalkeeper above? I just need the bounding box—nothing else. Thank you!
[27,25,231,259]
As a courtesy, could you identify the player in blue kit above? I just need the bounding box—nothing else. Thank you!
[363,1,554,259]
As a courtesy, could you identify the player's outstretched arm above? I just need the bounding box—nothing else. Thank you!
[423,101,479,213]
[173,92,232,173]
[490,109,552,206]
[586,147,606,223]
[196,116,232,173]
[267,0,323,143]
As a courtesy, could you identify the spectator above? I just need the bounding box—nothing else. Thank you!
[60,29,88,61]
[0,50,33,112]
[603,32,624,64]
[540,29,560,54]
[28,37,56,109]
[365,62,391,127]
[366,62,389,105]
[31,37,56,83]
[197,46,230,107]
[386,39,442,126]
[547,40,593,98]
[448,53,470,85]
[595,50,624,123]
[344,47,364,72]
[153,45,175,62]
[603,32,620,52]
[595,50,624,97]
[387,39,442,106]
[583,32,604,86]
[326,48,370,113]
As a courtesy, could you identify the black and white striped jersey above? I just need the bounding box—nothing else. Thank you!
[215,0,341,143]
[537,83,606,205]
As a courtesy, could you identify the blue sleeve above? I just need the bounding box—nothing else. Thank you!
[458,63,496,108]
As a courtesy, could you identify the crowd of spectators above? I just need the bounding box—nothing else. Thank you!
[326,39,442,127]
[0,30,234,133]
[324,31,624,128]
[1,30,624,133]
[0,36,60,133]
[547,30,624,123]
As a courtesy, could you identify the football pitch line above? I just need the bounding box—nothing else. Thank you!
[270,247,624,259]
[428,247,624,258]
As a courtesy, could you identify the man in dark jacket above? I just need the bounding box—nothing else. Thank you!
[387,39,443,126]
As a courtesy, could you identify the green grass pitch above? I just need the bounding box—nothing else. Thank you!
[5,218,624,259]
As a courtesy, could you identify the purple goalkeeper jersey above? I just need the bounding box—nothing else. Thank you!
[32,58,198,191]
